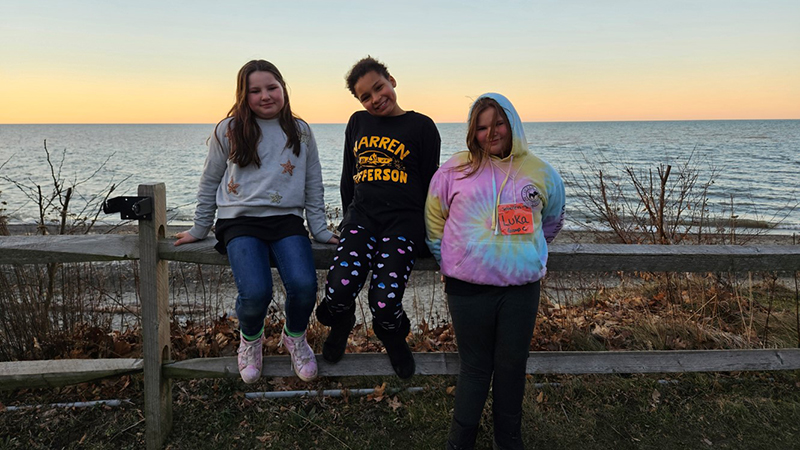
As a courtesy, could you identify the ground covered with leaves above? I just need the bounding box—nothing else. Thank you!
[2,371,799,449]
[2,232,798,448]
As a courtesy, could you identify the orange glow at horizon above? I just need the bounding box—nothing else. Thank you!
[3,1,799,124]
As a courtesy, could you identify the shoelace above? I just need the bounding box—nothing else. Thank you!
[238,340,258,364]
[293,343,313,365]
[284,336,313,365]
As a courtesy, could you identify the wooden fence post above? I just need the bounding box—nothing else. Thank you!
[138,183,172,449]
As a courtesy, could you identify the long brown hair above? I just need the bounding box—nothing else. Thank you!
[457,97,511,177]
[216,60,303,168]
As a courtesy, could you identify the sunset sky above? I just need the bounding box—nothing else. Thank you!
[2,0,798,124]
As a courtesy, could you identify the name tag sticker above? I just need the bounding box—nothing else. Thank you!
[498,203,533,235]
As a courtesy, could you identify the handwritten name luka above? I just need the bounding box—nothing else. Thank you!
[498,204,533,235]
[500,216,531,234]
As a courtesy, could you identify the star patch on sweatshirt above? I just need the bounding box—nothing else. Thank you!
[227,178,239,194]
[270,192,282,204]
[281,159,295,176]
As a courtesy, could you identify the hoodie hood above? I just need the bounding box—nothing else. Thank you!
[468,92,528,159]
[469,93,530,232]
[425,93,567,286]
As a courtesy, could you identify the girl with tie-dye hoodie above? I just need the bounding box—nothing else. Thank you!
[425,93,565,450]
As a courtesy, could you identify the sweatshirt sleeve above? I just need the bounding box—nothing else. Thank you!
[187,123,229,240]
[339,115,357,220]
[302,124,335,243]
[420,117,442,195]
[541,163,566,244]
[424,166,450,266]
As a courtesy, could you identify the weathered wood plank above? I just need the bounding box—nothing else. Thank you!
[548,244,800,273]
[157,239,439,270]
[525,349,800,374]
[3,349,796,391]
[4,235,798,273]
[0,235,139,264]
[138,183,172,450]
[163,352,462,379]
[0,359,143,390]
[163,349,800,379]
[156,241,800,272]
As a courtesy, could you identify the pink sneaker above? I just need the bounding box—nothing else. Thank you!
[237,334,263,384]
[281,330,318,381]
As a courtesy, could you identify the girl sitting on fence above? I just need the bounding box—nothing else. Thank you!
[315,56,441,379]
[175,60,337,384]
[425,93,565,449]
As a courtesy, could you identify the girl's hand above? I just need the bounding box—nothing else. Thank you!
[174,231,199,246]
[326,235,340,245]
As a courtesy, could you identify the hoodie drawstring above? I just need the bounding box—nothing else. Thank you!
[490,154,514,234]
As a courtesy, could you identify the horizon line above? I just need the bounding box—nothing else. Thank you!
[2,118,799,126]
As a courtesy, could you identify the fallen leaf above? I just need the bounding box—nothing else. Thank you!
[387,396,402,411]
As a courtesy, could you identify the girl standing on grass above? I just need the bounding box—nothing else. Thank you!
[175,60,337,384]
[425,93,565,449]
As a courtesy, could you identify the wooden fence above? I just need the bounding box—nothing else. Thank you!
[2,183,800,449]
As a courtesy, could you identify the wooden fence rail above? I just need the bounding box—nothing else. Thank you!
[1,183,799,449]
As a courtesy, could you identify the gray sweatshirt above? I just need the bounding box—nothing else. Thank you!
[187,117,334,243]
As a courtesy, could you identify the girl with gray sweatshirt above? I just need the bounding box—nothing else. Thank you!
[175,60,338,384]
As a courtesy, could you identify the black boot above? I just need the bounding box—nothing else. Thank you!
[446,418,478,450]
[316,303,355,364]
[492,411,524,450]
[373,316,415,379]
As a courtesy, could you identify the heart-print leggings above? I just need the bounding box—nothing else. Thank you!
[323,225,416,333]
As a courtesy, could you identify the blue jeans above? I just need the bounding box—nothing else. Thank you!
[226,235,318,337]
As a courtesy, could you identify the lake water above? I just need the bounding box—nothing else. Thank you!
[1,120,798,232]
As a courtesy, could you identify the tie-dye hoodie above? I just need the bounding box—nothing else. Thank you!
[424,93,565,286]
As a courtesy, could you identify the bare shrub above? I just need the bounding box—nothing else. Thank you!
[572,150,719,244]
[0,141,132,361]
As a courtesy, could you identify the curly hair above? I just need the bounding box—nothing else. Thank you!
[345,56,391,97]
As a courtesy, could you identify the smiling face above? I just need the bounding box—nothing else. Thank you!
[475,106,511,157]
[246,71,285,119]
[352,70,404,117]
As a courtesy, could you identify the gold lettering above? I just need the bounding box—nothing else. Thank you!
[399,171,407,183]
[397,143,409,160]
[369,136,380,147]
[390,169,399,182]
[388,139,399,153]
[358,136,369,150]
[378,137,390,150]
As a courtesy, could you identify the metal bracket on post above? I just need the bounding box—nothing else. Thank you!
[102,196,153,220]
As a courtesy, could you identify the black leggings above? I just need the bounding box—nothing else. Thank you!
[323,225,416,333]
[447,281,540,428]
